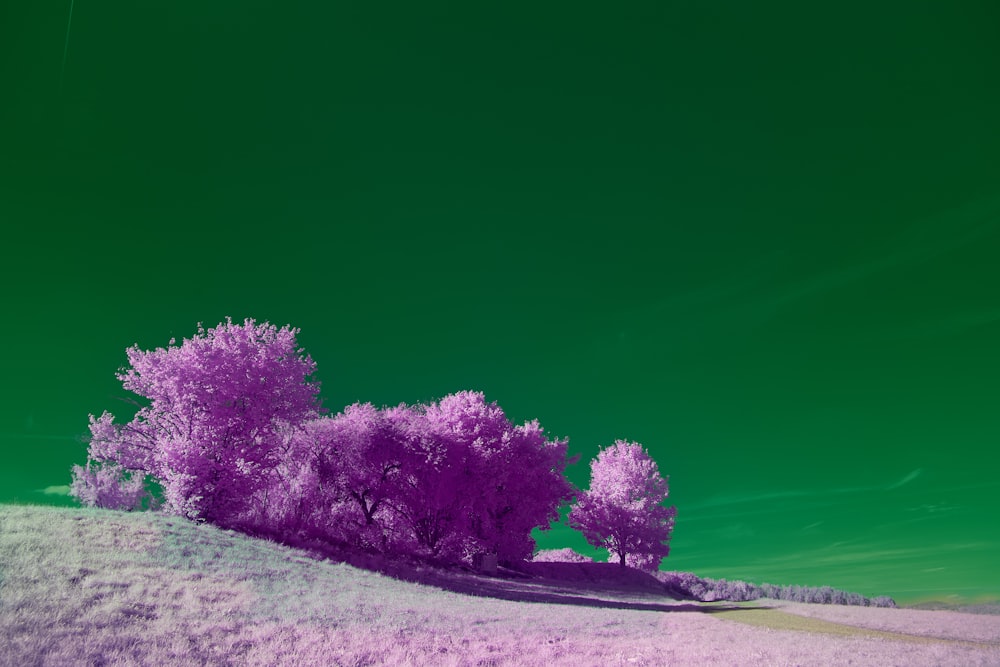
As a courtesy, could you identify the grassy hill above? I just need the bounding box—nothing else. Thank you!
[2,504,998,666]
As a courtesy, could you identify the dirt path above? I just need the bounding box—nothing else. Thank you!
[716,608,995,648]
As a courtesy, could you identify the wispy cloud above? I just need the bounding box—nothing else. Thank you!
[747,540,992,570]
[576,194,1000,362]
[737,205,997,331]
[685,478,902,514]
[684,489,812,511]
[682,471,932,522]
[37,485,71,496]
[705,523,756,541]
[622,250,790,322]
[880,307,1000,342]
[906,502,958,514]
[887,468,922,490]
[871,501,962,530]
[703,193,1000,334]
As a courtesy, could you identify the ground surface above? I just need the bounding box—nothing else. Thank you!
[2,504,998,666]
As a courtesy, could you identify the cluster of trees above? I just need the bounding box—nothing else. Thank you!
[657,571,896,607]
[71,318,677,571]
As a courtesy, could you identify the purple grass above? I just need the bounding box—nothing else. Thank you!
[3,504,999,666]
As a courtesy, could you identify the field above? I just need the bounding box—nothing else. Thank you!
[1,505,998,666]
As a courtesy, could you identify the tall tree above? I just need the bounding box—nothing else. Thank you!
[568,440,676,571]
[74,318,323,526]
[385,391,575,563]
[298,402,415,550]
[470,417,576,565]
[386,394,482,559]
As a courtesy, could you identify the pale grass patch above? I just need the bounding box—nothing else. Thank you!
[2,505,999,666]
[767,600,1000,644]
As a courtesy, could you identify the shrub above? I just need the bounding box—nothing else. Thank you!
[69,461,153,511]
[532,548,594,563]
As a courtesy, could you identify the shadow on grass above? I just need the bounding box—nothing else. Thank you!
[239,524,774,614]
[397,570,772,613]
[298,540,770,613]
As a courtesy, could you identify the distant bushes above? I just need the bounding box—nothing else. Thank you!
[657,571,896,607]
[529,553,896,607]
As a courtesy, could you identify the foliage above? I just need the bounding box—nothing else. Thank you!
[568,440,676,572]
[292,402,421,553]
[656,571,897,607]
[78,318,323,526]
[532,548,594,563]
[69,460,153,511]
[443,393,576,564]
[383,391,576,564]
[72,321,576,568]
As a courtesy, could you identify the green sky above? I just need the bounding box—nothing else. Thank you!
[3,1,999,604]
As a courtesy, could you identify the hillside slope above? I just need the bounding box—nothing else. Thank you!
[1,504,998,666]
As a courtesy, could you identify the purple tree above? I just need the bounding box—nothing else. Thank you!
[568,440,676,571]
[288,402,416,551]
[426,391,575,564]
[386,397,476,559]
[244,416,337,539]
[72,320,579,569]
[384,391,575,564]
[75,318,323,527]
[470,418,576,564]
[328,403,409,530]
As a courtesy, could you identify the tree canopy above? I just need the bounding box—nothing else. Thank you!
[72,320,684,573]
[568,440,677,572]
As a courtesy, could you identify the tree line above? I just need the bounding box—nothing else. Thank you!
[71,318,677,571]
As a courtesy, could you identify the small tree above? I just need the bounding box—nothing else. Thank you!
[568,440,676,571]
[69,460,152,511]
